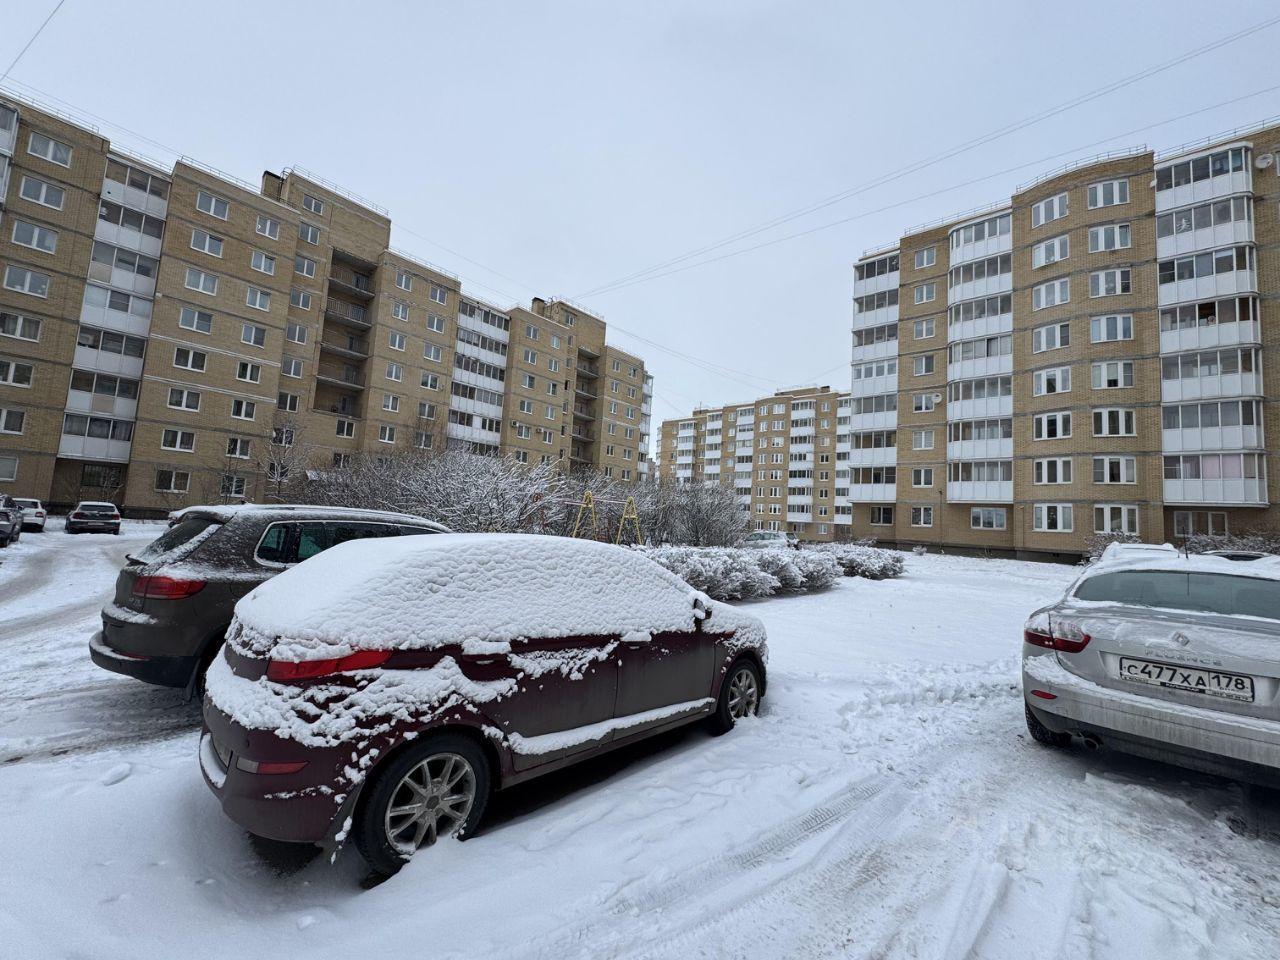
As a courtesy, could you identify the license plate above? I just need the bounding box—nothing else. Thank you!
[1118,657,1255,702]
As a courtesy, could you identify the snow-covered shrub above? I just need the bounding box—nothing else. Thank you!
[639,546,779,600]
[1182,529,1280,555]
[814,544,905,580]
[754,548,842,592]
[1084,531,1140,559]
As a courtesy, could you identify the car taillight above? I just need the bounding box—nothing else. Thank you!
[235,757,307,775]
[132,575,207,599]
[71,511,86,519]
[1023,625,1091,654]
[111,513,121,521]
[266,649,391,682]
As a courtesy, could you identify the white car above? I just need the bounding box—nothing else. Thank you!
[740,531,797,549]
[13,498,47,532]
[1023,542,1280,785]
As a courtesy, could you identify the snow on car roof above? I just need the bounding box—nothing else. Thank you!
[1085,547,1280,583]
[77,501,118,508]
[231,533,709,661]
[173,502,447,529]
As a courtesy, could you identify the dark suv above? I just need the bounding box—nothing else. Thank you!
[91,504,448,693]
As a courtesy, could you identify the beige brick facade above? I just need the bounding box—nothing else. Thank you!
[0,97,651,513]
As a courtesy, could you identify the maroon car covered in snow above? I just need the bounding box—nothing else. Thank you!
[200,534,768,876]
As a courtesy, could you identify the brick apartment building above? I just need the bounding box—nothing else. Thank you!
[0,94,652,514]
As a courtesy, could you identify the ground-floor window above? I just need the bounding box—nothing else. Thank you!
[1173,510,1228,537]
[910,506,933,527]
[0,455,16,482]
[970,507,1006,530]
[870,506,894,526]
[1094,504,1139,535]
[1033,503,1073,532]
[220,474,246,498]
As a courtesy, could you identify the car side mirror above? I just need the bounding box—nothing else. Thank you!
[693,596,712,622]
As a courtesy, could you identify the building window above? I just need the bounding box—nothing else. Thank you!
[1155,147,1247,192]
[1093,456,1137,484]
[278,392,299,412]
[378,424,396,444]
[161,428,196,451]
[298,222,319,245]
[1089,268,1131,298]
[173,347,207,372]
[11,220,58,255]
[246,287,272,311]
[0,406,24,435]
[1033,504,1074,532]
[382,393,400,412]
[1157,196,1251,238]
[336,419,355,438]
[195,190,230,220]
[256,215,280,240]
[421,373,439,390]
[295,255,316,278]
[1158,246,1253,285]
[910,506,933,527]
[911,467,933,487]
[386,362,403,382]
[241,322,266,348]
[167,387,200,411]
[185,267,217,295]
[1031,278,1069,310]
[1173,510,1228,537]
[970,507,1007,530]
[912,393,935,413]
[3,266,51,298]
[27,131,72,167]
[250,250,276,276]
[1032,411,1071,440]
[1030,192,1068,228]
[914,247,936,269]
[286,322,308,344]
[175,307,210,335]
[423,343,442,362]
[392,300,409,321]
[226,437,251,459]
[914,318,935,340]
[0,313,41,343]
[1094,504,1139,535]
[396,269,412,291]
[1088,223,1131,252]
[1091,360,1133,390]
[1032,366,1071,396]
[190,229,223,257]
[1033,457,1072,484]
[911,429,934,450]
[1032,234,1069,268]
[301,193,324,215]
[0,455,16,482]
[220,475,246,498]
[870,506,894,526]
[429,283,448,305]
[280,357,301,378]
[913,282,936,304]
[426,314,446,333]
[231,399,256,420]
[913,355,934,376]
[18,175,65,209]
[1092,408,1136,437]
[389,331,406,351]
[1090,314,1132,343]
[1087,179,1129,209]
[154,470,190,493]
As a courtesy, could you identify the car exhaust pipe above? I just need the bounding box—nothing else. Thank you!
[1081,733,1103,751]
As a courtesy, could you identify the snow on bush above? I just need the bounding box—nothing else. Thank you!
[812,543,906,580]
[1182,529,1280,556]
[639,545,855,600]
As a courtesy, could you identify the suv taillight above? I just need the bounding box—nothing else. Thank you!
[132,575,206,600]
[1024,626,1091,654]
[71,511,86,519]
[266,650,391,682]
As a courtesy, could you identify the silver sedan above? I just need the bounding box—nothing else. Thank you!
[1022,543,1280,784]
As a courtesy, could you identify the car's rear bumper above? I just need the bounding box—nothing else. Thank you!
[67,519,119,532]
[89,629,197,688]
[1023,651,1280,780]
[200,701,347,845]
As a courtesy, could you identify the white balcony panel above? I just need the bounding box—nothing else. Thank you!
[0,119,16,155]
[947,480,1013,503]
[1163,477,1267,506]
[846,483,896,502]
[848,411,898,432]
[65,389,138,421]
[454,341,507,369]
[948,437,1013,461]
[789,495,813,507]
[447,396,503,419]
[93,217,163,259]
[1157,268,1256,307]
[947,396,1012,421]
[101,176,169,220]
[58,434,132,463]
[946,354,1012,382]
[789,475,813,488]
[446,422,501,444]
[1160,370,1262,403]
[947,270,1011,306]
[851,338,899,362]
[790,442,814,455]
[852,303,899,330]
[1161,424,1263,453]
[79,298,152,338]
[950,229,1012,265]
[852,269,898,297]
[1156,220,1253,259]
[675,455,694,465]
[1155,169,1252,213]
[835,513,852,525]
[72,345,145,379]
[847,446,897,467]
[851,372,898,398]
[947,312,1012,343]
[456,311,510,343]
[87,260,156,298]
[1159,319,1260,354]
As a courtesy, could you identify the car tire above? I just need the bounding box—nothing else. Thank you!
[353,733,490,877]
[709,657,762,736]
[1024,702,1070,747]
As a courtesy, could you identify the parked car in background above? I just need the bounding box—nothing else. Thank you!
[200,534,768,877]
[91,504,449,694]
[740,530,797,549]
[66,501,121,534]
[13,498,46,532]
[1023,541,1280,785]
[0,496,21,547]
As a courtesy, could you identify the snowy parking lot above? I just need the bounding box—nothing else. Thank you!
[2,526,1279,959]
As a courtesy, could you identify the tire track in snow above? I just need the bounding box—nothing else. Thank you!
[0,550,56,607]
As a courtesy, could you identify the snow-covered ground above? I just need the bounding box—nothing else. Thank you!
[2,529,1279,959]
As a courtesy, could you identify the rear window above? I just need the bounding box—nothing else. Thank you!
[1075,570,1280,621]
[14,499,38,508]
[133,516,222,564]
[256,520,409,565]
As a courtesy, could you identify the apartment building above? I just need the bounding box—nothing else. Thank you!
[657,385,851,542]
[843,123,1280,558]
[0,95,651,513]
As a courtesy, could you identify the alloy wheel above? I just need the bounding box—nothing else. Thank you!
[384,753,477,855]
[727,666,760,719]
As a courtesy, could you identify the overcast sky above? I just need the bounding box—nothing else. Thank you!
[4,0,1279,442]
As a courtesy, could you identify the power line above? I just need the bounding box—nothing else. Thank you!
[0,0,68,85]
[574,14,1280,299]
[581,81,1280,298]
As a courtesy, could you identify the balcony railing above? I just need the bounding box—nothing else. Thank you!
[328,266,374,298]
[324,299,371,329]
[574,384,598,400]
[316,363,366,389]
[572,403,595,420]
[319,336,369,360]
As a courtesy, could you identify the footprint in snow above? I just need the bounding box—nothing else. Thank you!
[100,763,131,786]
